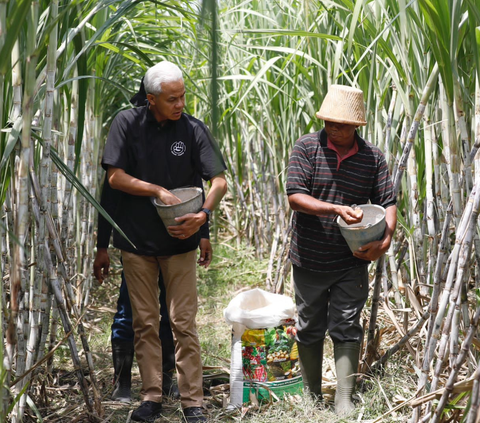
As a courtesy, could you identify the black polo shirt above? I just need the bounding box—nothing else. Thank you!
[102,106,226,256]
[286,129,396,272]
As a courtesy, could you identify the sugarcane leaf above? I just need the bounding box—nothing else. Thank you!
[347,0,365,56]
[26,395,43,422]
[94,41,143,65]
[227,56,284,118]
[62,0,140,79]
[0,0,34,76]
[0,117,22,172]
[33,134,136,250]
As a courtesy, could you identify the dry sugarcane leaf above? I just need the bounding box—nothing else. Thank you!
[404,284,426,318]
[359,327,385,374]
[471,337,480,351]
[410,378,474,407]
[381,302,416,358]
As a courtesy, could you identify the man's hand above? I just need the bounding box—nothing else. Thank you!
[337,205,364,225]
[93,248,110,284]
[156,189,182,206]
[198,238,213,268]
[353,239,388,262]
[167,211,207,239]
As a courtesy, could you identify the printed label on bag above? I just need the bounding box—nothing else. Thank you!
[240,320,303,402]
[241,321,300,382]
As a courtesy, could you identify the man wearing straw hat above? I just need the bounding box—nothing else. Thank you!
[286,84,397,415]
[102,61,227,422]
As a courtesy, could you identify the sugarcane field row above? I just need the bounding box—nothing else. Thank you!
[2,0,480,422]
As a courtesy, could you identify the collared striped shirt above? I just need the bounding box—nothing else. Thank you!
[286,129,396,272]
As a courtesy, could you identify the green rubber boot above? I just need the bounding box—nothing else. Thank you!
[334,342,360,416]
[297,340,324,400]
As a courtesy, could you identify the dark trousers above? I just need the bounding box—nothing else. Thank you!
[293,265,369,345]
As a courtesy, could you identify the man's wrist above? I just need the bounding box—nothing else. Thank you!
[200,208,211,222]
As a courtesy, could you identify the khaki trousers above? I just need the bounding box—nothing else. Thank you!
[121,250,203,408]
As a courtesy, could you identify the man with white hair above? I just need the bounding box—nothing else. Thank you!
[286,85,396,416]
[102,61,227,422]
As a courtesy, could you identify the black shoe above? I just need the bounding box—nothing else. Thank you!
[183,407,206,422]
[131,401,163,422]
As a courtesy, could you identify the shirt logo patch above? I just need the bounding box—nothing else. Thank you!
[171,141,186,157]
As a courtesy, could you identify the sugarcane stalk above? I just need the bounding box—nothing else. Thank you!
[273,216,291,294]
[424,108,436,242]
[367,256,384,350]
[439,80,463,228]
[17,147,45,421]
[11,40,22,121]
[371,311,429,374]
[466,360,480,423]
[425,183,477,362]
[454,78,472,193]
[429,182,480,399]
[431,305,480,423]
[413,202,453,419]
[383,86,397,168]
[10,1,39,419]
[266,223,280,291]
[469,79,480,163]
[0,0,6,149]
[80,73,97,310]
[42,241,93,414]
[35,0,58,366]
[393,63,439,195]
[33,169,104,414]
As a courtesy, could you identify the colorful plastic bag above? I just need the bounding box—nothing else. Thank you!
[224,288,302,408]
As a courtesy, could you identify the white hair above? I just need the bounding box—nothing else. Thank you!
[144,61,183,95]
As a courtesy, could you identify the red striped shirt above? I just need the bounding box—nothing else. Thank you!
[286,129,396,272]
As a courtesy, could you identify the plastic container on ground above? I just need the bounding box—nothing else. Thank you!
[336,204,386,252]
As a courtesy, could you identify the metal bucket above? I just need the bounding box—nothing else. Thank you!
[152,187,203,235]
[336,204,386,252]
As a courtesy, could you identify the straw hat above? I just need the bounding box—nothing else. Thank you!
[316,84,367,126]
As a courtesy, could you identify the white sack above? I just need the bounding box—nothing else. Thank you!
[223,288,295,329]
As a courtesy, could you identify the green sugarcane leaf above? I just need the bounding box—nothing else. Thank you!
[0,117,22,172]
[0,0,34,75]
[34,134,136,250]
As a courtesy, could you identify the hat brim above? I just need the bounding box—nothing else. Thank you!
[315,112,367,126]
